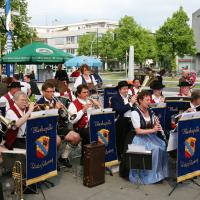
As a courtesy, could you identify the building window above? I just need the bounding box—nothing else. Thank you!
[55,37,65,45]
[66,36,75,44]
[66,48,75,54]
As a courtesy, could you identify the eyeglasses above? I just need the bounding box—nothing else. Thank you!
[45,90,55,93]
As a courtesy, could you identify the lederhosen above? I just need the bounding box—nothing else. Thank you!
[81,75,96,94]
[5,104,26,150]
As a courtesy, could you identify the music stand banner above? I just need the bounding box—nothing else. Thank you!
[26,115,58,186]
[89,112,118,167]
[152,107,166,130]
[103,87,118,108]
[165,101,190,131]
[177,117,200,183]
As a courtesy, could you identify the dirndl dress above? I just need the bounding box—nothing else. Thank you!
[129,108,168,184]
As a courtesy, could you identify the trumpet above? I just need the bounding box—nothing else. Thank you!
[52,96,77,120]
[0,115,16,137]
[12,161,23,200]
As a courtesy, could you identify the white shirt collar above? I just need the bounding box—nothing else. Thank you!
[152,94,162,103]
[77,98,87,104]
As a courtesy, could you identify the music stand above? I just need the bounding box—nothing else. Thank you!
[126,151,152,187]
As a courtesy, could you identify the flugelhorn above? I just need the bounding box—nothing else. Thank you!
[12,161,24,200]
[52,96,77,120]
[0,115,16,136]
[88,97,102,110]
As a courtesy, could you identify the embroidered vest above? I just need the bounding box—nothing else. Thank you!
[73,99,88,129]
[81,75,94,89]
[134,107,154,129]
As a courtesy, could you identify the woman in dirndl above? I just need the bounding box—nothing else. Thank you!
[129,90,168,184]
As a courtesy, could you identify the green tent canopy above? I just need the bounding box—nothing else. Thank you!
[1,42,73,64]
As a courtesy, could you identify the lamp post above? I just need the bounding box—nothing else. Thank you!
[90,28,99,57]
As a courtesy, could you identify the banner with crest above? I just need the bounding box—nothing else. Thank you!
[26,115,58,186]
[177,117,200,183]
[103,87,118,108]
[90,112,118,167]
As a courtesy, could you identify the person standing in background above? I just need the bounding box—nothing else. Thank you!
[43,65,53,81]
[55,64,69,83]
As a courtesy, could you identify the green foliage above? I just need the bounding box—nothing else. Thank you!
[98,30,115,59]
[77,33,97,56]
[0,0,36,55]
[156,7,196,71]
[113,16,157,64]
[77,16,157,66]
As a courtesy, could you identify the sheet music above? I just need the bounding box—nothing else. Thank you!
[167,130,178,152]
[127,144,151,154]
[30,109,58,118]
[3,148,26,154]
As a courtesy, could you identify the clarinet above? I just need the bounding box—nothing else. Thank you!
[152,111,167,141]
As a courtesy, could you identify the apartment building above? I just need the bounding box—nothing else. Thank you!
[31,19,118,55]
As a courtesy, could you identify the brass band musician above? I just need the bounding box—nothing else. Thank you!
[68,84,101,164]
[37,82,80,168]
[4,91,35,149]
[74,65,97,92]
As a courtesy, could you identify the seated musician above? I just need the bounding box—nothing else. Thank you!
[74,64,97,91]
[189,90,200,112]
[130,90,168,184]
[111,81,137,159]
[90,68,103,88]
[4,91,35,149]
[37,82,80,168]
[0,82,23,111]
[68,84,100,164]
[149,81,165,104]
[177,81,192,97]
[55,77,75,102]
[128,78,141,96]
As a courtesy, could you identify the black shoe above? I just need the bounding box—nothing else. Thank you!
[59,157,72,168]
[57,163,61,171]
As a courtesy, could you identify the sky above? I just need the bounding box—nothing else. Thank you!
[28,0,200,31]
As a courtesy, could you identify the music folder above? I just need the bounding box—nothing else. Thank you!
[126,147,152,170]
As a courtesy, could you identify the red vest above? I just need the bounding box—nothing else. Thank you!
[60,88,73,101]
[73,99,88,129]
[4,93,14,108]
[5,104,22,150]
[150,96,156,104]
[129,88,135,95]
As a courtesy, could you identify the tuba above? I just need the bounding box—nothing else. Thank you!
[12,161,24,200]
[138,73,158,93]
[0,115,16,137]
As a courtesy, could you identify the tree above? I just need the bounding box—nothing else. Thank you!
[98,30,115,59]
[156,7,196,71]
[77,33,97,56]
[0,0,36,54]
[113,16,157,65]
